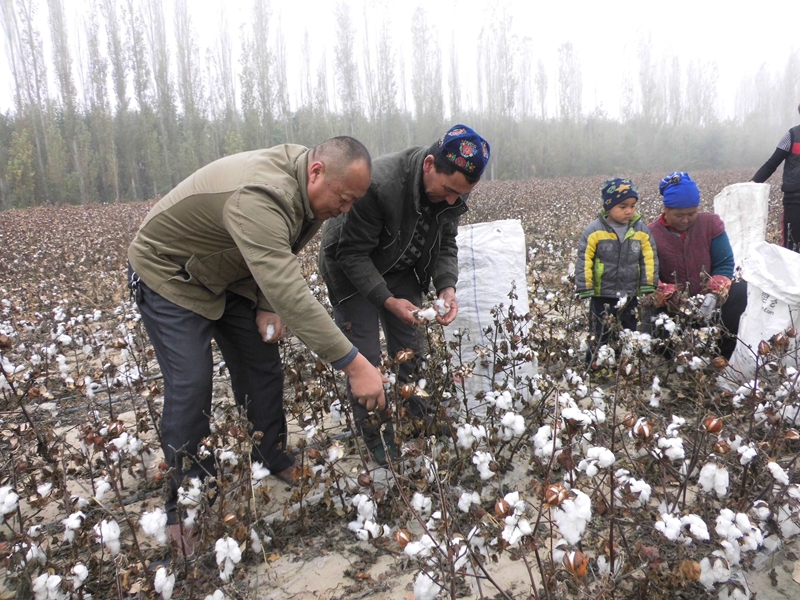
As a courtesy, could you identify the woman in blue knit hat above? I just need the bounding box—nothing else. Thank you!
[647,172,747,358]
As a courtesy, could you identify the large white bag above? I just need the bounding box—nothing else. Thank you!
[729,241,800,379]
[446,219,537,416]
[713,183,770,268]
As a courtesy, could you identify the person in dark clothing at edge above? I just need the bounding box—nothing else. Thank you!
[318,125,490,466]
[751,103,800,251]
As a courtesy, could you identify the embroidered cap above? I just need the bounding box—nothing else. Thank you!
[659,171,701,208]
[438,124,490,177]
[601,177,638,210]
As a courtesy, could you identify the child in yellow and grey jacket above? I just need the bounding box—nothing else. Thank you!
[575,178,658,364]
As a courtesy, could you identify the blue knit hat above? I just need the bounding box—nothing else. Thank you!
[438,125,490,177]
[659,172,700,208]
[601,178,638,210]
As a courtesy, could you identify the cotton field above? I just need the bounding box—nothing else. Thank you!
[2,169,799,600]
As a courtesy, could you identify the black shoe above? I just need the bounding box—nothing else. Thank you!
[367,437,400,466]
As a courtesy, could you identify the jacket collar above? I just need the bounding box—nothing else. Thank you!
[598,210,641,228]
[295,149,316,223]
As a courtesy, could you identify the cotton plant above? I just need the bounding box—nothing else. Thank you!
[456,423,487,449]
[347,493,388,540]
[472,450,495,480]
[714,509,763,566]
[458,491,481,513]
[178,477,203,527]
[61,511,85,543]
[153,566,176,599]
[576,446,615,477]
[532,425,562,461]
[69,563,89,590]
[499,411,526,441]
[767,461,790,486]
[614,469,651,508]
[654,512,709,544]
[31,573,66,600]
[93,519,121,555]
[251,461,271,488]
[413,570,442,600]
[215,536,242,582]
[499,491,532,547]
[698,461,730,497]
[139,508,169,544]
[552,489,592,545]
[0,485,19,523]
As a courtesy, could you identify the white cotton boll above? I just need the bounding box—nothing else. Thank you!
[499,412,525,440]
[62,511,85,543]
[153,566,175,599]
[94,478,111,502]
[698,462,729,497]
[70,564,89,590]
[502,515,532,546]
[434,298,448,316]
[417,307,437,321]
[753,501,771,521]
[251,461,270,484]
[456,423,486,449]
[330,399,344,424]
[217,449,239,466]
[458,491,481,513]
[24,542,47,566]
[681,514,710,541]
[655,513,683,541]
[777,503,800,537]
[413,571,442,600]
[472,451,495,480]
[666,415,686,437]
[767,461,790,485]
[553,490,592,545]
[488,390,514,410]
[304,424,317,439]
[94,519,121,555]
[215,536,242,582]
[532,424,562,459]
[36,482,53,497]
[658,437,685,461]
[139,508,168,544]
[265,324,275,342]
[405,535,436,559]
[327,441,345,463]
[737,444,757,465]
[0,485,19,521]
[699,556,731,589]
[31,573,52,600]
[178,478,203,507]
[203,592,225,600]
[411,492,433,518]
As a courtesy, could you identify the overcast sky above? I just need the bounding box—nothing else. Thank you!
[1,0,797,119]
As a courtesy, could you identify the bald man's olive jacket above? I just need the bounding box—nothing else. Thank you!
[128,145,354,364]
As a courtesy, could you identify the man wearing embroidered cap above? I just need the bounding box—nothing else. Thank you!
[319,124,490,465]
[751,103,800,251]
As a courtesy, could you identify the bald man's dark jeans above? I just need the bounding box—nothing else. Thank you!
[134,278,289,524]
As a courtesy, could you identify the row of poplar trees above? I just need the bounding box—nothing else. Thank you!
[1,0,798,209]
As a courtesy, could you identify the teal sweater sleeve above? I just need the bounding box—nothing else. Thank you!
[710,231,734,278]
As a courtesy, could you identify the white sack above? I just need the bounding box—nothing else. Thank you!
[729,241,800,379]
[713,183,770,268]
[446,220,536,416]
